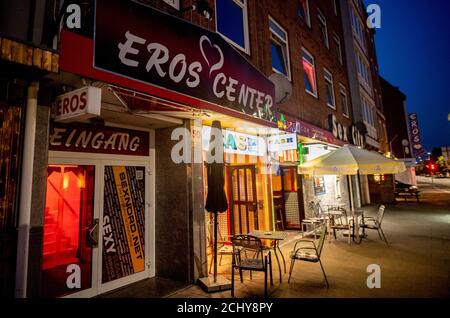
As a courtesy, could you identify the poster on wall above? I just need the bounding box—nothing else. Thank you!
[313,177,326,196]
[102,166,146,283]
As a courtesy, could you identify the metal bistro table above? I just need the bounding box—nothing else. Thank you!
[248,230,288,283]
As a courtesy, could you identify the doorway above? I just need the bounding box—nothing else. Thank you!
[41,157,154,297]
[272,166,305,230]
[227,165,258,235]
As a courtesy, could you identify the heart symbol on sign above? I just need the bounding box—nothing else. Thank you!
[199,35,224,77]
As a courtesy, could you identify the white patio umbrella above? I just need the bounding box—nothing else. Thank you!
[298,144,406,211]
[298,144,406,176]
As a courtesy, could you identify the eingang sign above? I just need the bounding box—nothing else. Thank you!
[94,0,276,122]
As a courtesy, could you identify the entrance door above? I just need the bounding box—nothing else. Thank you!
[42,159,153,297]
[228,165,258,235]
[42,164,96,297]
[272,166,305,230]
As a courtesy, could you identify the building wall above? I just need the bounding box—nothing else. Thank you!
[380,77,411,158]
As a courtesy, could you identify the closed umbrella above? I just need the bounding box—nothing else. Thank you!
[205,120,228,283]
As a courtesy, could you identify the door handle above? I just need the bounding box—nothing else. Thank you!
[87,218,99,248]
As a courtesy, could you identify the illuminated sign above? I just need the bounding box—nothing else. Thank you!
[268,133,298,152]
[49,122,150,156]
[202,126,266,156]
[53,87,101,122]
[408,113,426,157]
[328,114,366,148]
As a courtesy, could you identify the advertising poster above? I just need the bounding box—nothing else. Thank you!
[102,166,146,283]
[313,177,326,196]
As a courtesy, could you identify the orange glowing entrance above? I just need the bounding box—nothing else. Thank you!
[42,165,95,297]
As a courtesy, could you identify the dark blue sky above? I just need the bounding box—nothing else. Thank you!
[369,0,450,150]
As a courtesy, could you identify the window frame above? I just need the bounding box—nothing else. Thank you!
[339,83,350,118]
[269,16,291,81]
[215,0,251,55]
[333,33,343,65]
[298,0,311,27]
[317,9,329,49]
[323,68,336,109]
[301,47,318,98]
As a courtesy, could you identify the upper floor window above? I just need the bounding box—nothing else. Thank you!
[324,68,336,108]
[298,0,311,27]
[317,10,329,48]
[332,0,338,15]
[339,84,350,117]
[302,48,317,97]
[269,17,291,80]
[216,0,250,54]
[334,34,343,65]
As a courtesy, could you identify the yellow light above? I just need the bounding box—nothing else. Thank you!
[63,173,69,190]
[77,173,85,189]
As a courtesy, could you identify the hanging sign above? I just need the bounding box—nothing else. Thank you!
[408,113,426,157]
[53,86,101,122]
[267,133,297,152]
[94,0,276,122]
[202,126,266,156]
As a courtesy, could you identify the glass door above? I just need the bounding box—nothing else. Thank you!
[42,165,96,297]
[101,165,147,287]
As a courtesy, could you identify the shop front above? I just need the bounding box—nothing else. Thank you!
[20,0,277,297]
[275,113,356,221]
[42,118,155,297]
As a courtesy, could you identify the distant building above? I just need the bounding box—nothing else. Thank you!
[380,77,412,159]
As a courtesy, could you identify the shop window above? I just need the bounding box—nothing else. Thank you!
[42,165,95,297]
[324,68,336,108]
[270,17,291,80]
[298,0,311,27]
[317,10,329,48]
[339,84,350,117]
[216,0,250,54]
[302,48,317,97]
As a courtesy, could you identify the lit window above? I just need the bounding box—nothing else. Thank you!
[298,0,311,27]
[302,48,317,97]
[317,10,329,48]
[334,34,343,65]
[216,0,250,54]
[340,84,349,117]
[324,68,335,108]
[270,17,291,79]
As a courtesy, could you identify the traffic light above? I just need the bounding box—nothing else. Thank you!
[430,164,436,171]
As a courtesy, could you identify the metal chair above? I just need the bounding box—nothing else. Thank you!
[301,201,324,239]
[360,205,388,244]
[231,235,273,297]
[327,206,352,244]
[288,223,329,287]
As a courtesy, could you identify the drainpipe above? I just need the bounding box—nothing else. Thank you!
[15,81,39,298]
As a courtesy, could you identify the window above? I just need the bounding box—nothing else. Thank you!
[339,84,349,117]
[324,68,335,108]
[334,34,343,65]
[216,0,250,54]
[332,0,338,15]
[302,48,317,97]
[270,17,291,79]
[317,10,329,48]
[298,0,311,27]
[355,51,372,89]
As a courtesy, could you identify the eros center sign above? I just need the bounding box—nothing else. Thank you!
[53,86,101,122]
[93,0,275,122]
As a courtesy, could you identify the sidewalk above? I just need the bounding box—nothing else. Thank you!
[170,186,450,298]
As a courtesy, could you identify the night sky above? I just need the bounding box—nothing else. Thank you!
[368,0,450,151]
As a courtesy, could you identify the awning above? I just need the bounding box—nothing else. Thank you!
[298,144,406,175]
